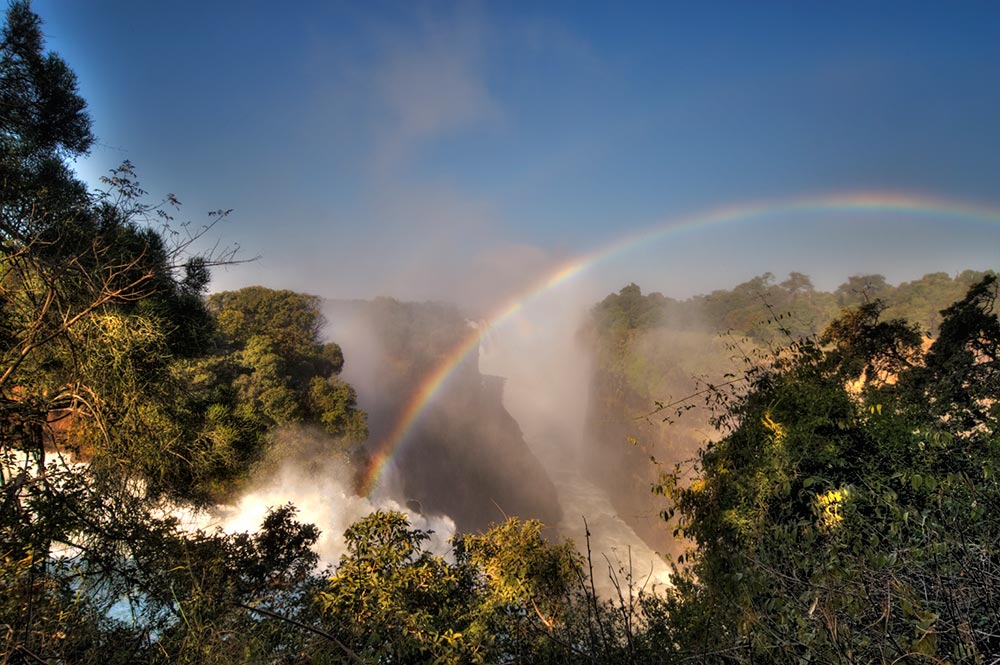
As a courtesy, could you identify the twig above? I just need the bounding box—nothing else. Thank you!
[238,603,366,664]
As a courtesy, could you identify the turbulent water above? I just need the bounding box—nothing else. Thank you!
[551,469,671,596]
[508,412,672,597]
[198,428,457,566]
[315,295,672,594]
[480,306,672,597]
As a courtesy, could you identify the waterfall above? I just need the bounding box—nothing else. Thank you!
[477,293,671,596]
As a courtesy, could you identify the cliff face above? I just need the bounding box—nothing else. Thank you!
[396,373,561,531]
[578,272,990,558]
[324,298,561,533]
[581,321,739,559]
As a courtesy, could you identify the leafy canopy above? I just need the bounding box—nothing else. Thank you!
[659,275,1000,662]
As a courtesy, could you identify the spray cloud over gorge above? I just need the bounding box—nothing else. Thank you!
[203,198,1000,594]
[12,2,1000,659]
[208,274,681,591]
[162,8,1000,574]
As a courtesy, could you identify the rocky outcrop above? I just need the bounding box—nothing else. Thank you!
[581,326,731,560]
[324,298,561,533]
[583,357,680,557]
[396,372,561,531]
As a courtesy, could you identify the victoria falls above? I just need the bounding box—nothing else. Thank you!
[5,1,1000,663]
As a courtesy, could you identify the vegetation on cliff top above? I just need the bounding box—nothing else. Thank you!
[4,3,999,661]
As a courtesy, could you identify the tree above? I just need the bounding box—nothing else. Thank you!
[206,287,367,447]
[901,274,1000,435]
[0,4,165,495]
[0,0,92,244]
[0,3,232,500]
[0,6,333,660]
[658,277,1000,662]
[590,283,672,334]
[835,272,890,306]
[780,271,813,295]
[314,512,631,664]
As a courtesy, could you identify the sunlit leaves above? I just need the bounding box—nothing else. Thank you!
[655,277,1000,662]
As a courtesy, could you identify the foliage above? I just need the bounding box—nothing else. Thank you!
[8,3,1000,663]
[0,0,91,245]
[658,276,1000,662]
[591,283,673,334]
[315,511,482,663]
[315,511,662,664]
[0,5,364,662]
[2,464,323,664]
[589,270,991,348]
[0,4,237,502]
[206,287,367,447]
[583,272,995,559]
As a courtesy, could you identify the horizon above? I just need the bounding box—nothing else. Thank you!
[31,1,1000,309]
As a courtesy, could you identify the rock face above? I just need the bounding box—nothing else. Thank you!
[323,298,561,533]
[580,318,733,561]
[397,373,561,530]
[583,358,680,558]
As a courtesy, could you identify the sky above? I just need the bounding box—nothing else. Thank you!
[29,1,1000,311]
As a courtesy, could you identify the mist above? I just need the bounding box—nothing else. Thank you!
[478,283,675,592]
[206,209,1000,597]
[12,3,1000,659]
[207,426,456,565]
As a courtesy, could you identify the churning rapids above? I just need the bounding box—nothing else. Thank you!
[550,470,672,597]
[478,308,672,597]
[208,297,672,598]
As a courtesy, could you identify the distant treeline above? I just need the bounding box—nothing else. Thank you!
[591,269,991,341]
[579,269,995,561]
[6,2,1000,661]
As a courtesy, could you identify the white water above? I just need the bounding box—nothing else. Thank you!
[242,292,673,592]
[550,469,671,596]
[205,445,456,565]
[510,413,672,597]
[479,293,671,597]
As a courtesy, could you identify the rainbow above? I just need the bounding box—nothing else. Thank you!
[357,191,1000,496]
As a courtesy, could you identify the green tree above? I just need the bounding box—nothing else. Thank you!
[316,511,483,663]
[834,272,890,306]
[0,0,91,243]
[313,511,662,664]
[206,287,367,447]
[780,271,814,295]
[0,6,340,661]
[659,277,1000,662]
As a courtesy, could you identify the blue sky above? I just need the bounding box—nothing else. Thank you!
[29,1,1000,308]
